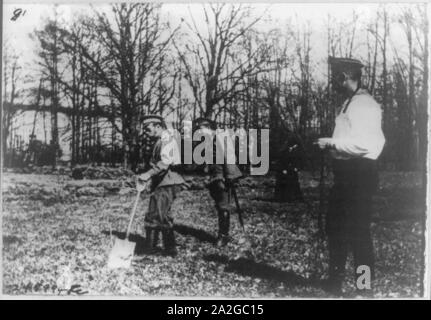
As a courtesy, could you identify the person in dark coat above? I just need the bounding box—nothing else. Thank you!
[274,134,305,202]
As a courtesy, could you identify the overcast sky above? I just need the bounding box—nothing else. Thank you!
[3,2,392,68]
[3,2,421,89]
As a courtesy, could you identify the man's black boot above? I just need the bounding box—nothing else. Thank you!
[321,277,343,297]
[162,229,177,257]
[144,227,160,254]
[216,210,230,247]
[321,263,344,297]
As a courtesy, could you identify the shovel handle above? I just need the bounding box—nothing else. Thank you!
[125,187,143,240]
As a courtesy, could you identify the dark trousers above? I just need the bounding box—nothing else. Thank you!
[326,158,378,285]
[208,181,231,237]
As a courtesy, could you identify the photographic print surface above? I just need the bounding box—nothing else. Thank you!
[1,1,428,298]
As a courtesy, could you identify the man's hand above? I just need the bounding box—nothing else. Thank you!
[315,138,334,150]
[138,171,151,182]
[136,181,147,192]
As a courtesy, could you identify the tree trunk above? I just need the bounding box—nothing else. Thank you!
[407,17,417,169]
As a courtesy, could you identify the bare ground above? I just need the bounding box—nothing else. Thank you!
[1,171,424,298]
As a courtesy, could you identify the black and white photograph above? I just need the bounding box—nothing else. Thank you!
[1,1,429,300]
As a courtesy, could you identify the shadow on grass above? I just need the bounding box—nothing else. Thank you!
[251,196,305,204]
[101,226,216,255]
[251,196,280,202]
[173,224,217,244]
[203,253,318,288]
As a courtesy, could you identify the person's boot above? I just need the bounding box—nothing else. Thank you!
[321,277,343,297]
[144,227,160,254]
[162,229,177,257]
[216,210,230,247]
[321,265,344,297]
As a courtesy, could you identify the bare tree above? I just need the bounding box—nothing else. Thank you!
[294,21,312,136]
[61,3,179,170]
[2,41,23,165]
[32,10,66,167]
[391,5,426,169]
[175,3,270,120]
[368,19,379,95]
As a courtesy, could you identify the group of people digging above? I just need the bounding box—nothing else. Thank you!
[135,115,242,257]
[134,57,385,297]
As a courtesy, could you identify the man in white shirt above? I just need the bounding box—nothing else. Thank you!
[317,57,385,296]
[137,115,186,257]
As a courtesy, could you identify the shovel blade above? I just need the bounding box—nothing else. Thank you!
[107,238,136,269]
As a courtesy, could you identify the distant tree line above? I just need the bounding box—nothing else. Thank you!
[1,3,428,173]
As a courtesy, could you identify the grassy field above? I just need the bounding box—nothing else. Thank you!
[2,171,424,298]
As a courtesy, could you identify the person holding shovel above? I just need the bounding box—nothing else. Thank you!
[316,57,385,296]
[192,118,243,247]
[137,115,186,257]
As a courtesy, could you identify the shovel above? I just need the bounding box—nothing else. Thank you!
[107,185,144,269]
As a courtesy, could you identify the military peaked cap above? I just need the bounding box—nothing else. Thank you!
[328,56,364,73]
[142,114,164,127]
[193,117,217,130]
